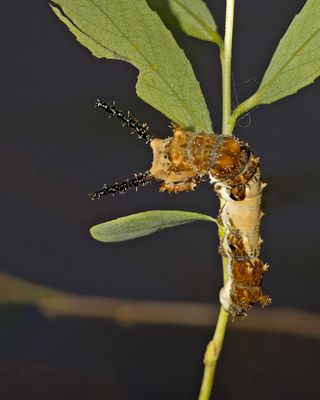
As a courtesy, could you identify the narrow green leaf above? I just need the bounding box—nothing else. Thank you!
[50,0,212,132]
[255,0,320,104]
[146,0,222,46]
[90,210,216,243]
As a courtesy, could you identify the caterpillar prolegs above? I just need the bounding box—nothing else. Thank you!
[90,101,271,317]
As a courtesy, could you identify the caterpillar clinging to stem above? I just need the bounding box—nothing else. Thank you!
[90,100,271,317]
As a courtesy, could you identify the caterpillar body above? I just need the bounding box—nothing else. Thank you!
[90,101,271,317]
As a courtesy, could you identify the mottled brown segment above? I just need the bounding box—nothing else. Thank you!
[231,286,270,313]
[210,137,259,200]
[228,231,271,315]
[167,130,217,176]
[190,134,216,174]
[227,232,248,258]
[210,137,246,180]
[232,260,264,286]
[229,185,246,201]
[150,129,217,190]
[168,130,195,175]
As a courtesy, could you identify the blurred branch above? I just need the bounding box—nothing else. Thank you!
[0,272,319,339]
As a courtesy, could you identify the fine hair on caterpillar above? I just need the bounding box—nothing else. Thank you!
[89,100,271,317]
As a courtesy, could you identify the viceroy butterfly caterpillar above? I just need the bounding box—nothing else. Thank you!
[90,100,271,317]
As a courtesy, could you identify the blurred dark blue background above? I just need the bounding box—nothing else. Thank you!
[1,0,319,398]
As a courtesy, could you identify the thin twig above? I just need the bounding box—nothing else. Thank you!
[197,1,237,396]
[0,272,319,339]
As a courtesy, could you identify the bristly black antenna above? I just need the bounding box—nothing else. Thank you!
[95,99,153,144]
[89,171,153,200]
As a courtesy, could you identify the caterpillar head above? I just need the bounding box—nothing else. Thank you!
[90,101,230,197]
[149,129,198,183]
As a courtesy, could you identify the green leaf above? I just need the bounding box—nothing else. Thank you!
[50,0,212,132]
[255,0,320,104]
[146,0,222,46]
[90,210,216,243]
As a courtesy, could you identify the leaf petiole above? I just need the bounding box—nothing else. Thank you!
[228,92,260,134]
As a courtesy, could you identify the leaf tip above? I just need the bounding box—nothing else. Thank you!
[89,225,102,242]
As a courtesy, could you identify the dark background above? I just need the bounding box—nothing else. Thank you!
[1,0,319,399]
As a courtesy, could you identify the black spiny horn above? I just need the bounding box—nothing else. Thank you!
[89,171,153,200]
[95,99,153,144]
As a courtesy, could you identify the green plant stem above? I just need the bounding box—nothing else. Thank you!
[198,305,229,400]
[221,0,236,136]
[198,2,235,398]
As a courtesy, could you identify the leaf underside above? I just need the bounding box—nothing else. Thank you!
[256,0,320,104]
[146,0,221,44]
[50,0,212,133]
[90,210,216,243]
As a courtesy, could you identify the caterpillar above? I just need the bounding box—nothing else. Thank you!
[90,100,271,317]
